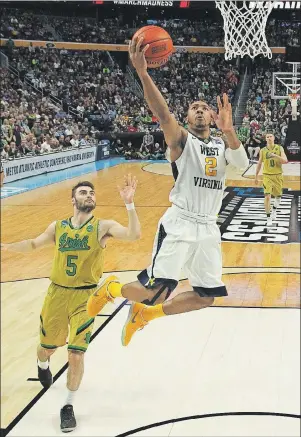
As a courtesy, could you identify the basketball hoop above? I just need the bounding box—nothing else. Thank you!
[216,1,275,60]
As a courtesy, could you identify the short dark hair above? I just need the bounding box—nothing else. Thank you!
[71,181,95,198]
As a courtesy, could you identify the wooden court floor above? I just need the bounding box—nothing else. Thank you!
[1,162,300,430]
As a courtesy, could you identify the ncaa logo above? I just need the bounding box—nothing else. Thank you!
[287,141,300,154]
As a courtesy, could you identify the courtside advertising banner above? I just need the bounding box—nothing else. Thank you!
[3,147,97,183]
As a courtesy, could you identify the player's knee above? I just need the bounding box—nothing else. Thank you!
[68,349,85,365]
[39,345,57,358]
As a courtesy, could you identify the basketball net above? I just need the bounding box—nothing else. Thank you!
[215,1,275,60]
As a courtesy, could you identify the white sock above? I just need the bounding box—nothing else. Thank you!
[38,359,49,370]
[274,197,281,209]
[64,389,77,406]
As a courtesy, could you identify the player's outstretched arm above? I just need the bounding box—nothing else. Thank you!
[101,174,141,242]
[212,94,249,169]
[1,221,56,253]
[129,36,186,161]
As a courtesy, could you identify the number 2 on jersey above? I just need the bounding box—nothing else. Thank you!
[205,157,217,177]
[66,255,78,276]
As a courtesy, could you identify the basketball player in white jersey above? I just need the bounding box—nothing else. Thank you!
[87,36,249,345]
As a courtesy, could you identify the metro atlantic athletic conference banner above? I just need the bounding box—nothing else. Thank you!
[3,146,97,183]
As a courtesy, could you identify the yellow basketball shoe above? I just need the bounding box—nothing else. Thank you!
[87,275,119,317]
[121,302,148,346]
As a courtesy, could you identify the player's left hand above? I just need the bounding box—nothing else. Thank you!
[211,93,234,133]
[118,173,138,204]
[266,152,277,159]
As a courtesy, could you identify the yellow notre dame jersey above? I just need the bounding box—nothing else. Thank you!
[50,216,104,288]
[261,144,283,175]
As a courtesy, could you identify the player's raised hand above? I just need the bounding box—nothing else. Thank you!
[129,36,149,74]
[118,173,138,205]
[211,93,234,133]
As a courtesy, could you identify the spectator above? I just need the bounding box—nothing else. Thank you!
[150,143,165,160]
[246,134,261,161]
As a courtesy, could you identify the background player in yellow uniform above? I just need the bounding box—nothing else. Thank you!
[255,132,288,226]
[1,174,140,433]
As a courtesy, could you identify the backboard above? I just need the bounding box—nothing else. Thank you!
[272,63,301,99]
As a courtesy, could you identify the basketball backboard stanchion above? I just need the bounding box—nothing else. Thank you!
[288,93,300,121]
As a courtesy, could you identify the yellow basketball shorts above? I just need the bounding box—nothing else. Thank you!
[40,283,96,352]
[262,174,283,197]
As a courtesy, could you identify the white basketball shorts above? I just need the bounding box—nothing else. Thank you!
[138,205,227,297]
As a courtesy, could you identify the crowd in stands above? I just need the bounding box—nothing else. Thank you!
[4,45,146,132]
[2,43,240,134]
[111,135,166,161]
[1,8,300,166]
[1,8,300,47]
[2,43,297,164]
[0,69,98,161]
[110,52,239,133]
[148,52,239,125]
[0,9,55,42]
[0,66,166,162]
[237,55,299,159]
[52,16,131,45]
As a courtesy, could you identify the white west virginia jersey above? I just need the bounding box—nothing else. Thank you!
[169,132,227,216]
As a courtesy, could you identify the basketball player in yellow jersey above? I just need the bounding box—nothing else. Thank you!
[255,132,288,226]
[1,174,141,433]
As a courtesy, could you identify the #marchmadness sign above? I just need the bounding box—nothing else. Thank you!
[218,187,300,244]
[112,0,174,5]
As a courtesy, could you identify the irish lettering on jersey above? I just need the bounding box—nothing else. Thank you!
[169,132,227,215]
[58,233,91,252]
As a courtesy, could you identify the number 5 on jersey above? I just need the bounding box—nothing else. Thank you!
[205,157,217,177]
[66,255,78,276]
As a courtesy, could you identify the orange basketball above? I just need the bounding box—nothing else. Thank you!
[132,25,173,69]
